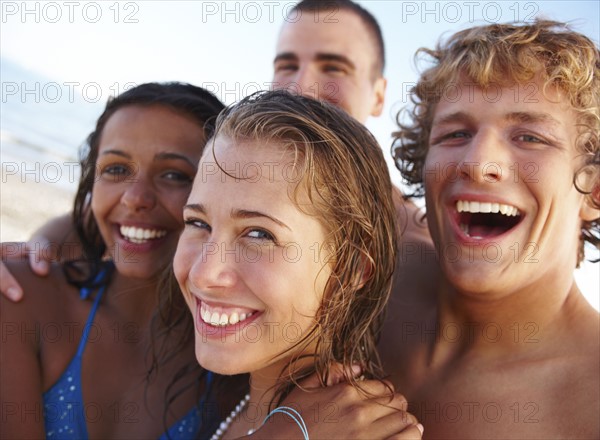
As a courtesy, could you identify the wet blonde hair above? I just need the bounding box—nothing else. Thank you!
[210,90,397,404]
[392,19,600,263]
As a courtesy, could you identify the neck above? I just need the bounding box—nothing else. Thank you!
[430,272,591,363]
[104,272,161,326]
[223,357,314,438]
[246,359,299,422]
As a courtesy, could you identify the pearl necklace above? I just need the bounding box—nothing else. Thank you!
[210,394,254,440]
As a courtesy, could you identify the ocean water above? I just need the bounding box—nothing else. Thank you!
[1,57,104,191]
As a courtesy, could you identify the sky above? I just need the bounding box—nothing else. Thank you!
[1,0,599,308]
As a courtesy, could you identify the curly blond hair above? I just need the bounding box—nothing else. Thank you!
[392,19,600,263]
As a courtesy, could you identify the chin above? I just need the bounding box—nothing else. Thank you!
[447,275,509,301]
[194,350,246,376]
[113,261,163,280]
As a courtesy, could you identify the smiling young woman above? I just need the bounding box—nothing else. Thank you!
[0,82,225,439]
[173,90,423,439]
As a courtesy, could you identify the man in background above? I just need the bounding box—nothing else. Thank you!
[2,0,437,306]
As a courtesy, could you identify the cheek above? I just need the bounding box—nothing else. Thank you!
[89,182,112,224]
[423,154,440,193]
[323,79,344,101]
[162,190,190,227]
[295,262,328,315]
[172,245,198,312]
[423,148,458,189]
[172,241,191,288]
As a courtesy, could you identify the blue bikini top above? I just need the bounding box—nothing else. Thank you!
[43,265,205,439]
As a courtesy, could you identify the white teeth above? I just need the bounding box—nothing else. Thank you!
[479,202,492,213]
[219,313,229,326]
[456,200,520,217]
[200,303,255,327]
[120,225,167,243]
[201,307,211,324]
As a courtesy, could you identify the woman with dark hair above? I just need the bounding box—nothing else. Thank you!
[1,82,224,439]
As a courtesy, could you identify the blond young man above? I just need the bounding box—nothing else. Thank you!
[379,20,600,438]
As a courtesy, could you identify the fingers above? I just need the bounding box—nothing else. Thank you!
[0,262,23,302]
[26,237,52,276]
[288,365,422,440]
[0,242,27,302]
[385,423,424,440]
[325,363,362,386]
[298,362,362,388]
[332,391,415,439]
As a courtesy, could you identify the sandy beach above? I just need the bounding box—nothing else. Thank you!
[0,168,75,243]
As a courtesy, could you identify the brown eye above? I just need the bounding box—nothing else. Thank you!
[101,164,132,181]
[276,63,297,72]
[163,171,192,183]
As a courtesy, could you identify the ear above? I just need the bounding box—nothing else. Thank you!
[354,255,373,290]
[369,76,387,117]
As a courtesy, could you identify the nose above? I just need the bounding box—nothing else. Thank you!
[458,131,508,183]
[187,240,238,291]
[291,66,320,101]
[120,175,157,211]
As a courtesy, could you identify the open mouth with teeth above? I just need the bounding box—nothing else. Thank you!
[120,225,167,244]
[456,200,522,239]
[198,300,258,327]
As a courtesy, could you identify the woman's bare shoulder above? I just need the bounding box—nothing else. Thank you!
[1,260,76,323]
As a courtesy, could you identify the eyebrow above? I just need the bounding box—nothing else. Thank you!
[183,204,291,231]
[433,111,561,127]
[100,149,130,158]
[432,111,473,126]
[274,51,356,71]
[274,52,298,64]
[99,150,196,167]
[505,111,561,126]
[155,152,197,168]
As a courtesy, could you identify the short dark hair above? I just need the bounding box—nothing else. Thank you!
[291,0,385,75]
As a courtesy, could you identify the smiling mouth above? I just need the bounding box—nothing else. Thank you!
[199,301,258,327]
[456,200,522,239]
[120,225,167,244]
